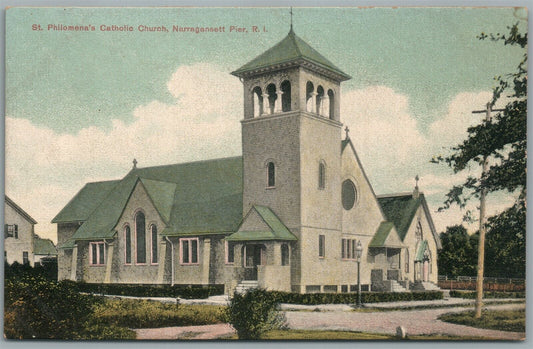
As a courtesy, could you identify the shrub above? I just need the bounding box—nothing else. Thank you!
[267,290,442,305]
[226,288,286,339]
[91,299,225,328]
[4,274,100,339]
[70,282,224,299]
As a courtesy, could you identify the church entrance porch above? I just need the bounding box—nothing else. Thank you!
[243,244,265,280]
[227,241,292,293]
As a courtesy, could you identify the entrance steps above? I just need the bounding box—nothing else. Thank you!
[412,281,441,291]
[235,280,259,294]
[390,280,408,292]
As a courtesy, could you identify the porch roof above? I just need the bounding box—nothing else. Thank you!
[368,221,403,248]
[226,205,297,241]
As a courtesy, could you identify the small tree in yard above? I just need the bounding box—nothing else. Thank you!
[225,288,286,339]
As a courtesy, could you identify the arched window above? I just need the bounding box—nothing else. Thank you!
[135,211,146,264]
[306,82,315,112]
[151,224,158,264]
[415,221,423,242]
[252,86,263,117]
[267,162,275,188]
[124,225,132,264]
[280,80,291,112]
[318,162,326,189]
[405,248,409,273]
[328,89,335,119]
[316,86,325,116]
[266,83,277,114]
[281,244,289,266]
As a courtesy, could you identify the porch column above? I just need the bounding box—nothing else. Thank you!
[202,238,211,284]
[70,244,78,281]
[273,243,282,266]
[104,242,114,284]
[157,239,167,283]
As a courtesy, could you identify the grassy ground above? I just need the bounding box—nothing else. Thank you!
[92,298,225,329]
[438,309,525,332]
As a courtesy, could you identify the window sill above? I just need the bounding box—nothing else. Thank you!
[180,263,200,266]
[265,186,276,190]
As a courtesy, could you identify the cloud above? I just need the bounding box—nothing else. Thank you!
[5,68,517,242]
[6,63,242,242]
[342,86,428,166]
[428,91,507,150]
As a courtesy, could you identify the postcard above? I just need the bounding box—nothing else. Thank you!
[3,6,526,340]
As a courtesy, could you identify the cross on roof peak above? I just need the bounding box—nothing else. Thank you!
[132,158,138,169]
[344,126,350,140]
[289,7,294,33]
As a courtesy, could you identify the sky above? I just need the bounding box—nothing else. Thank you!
[4,7,527,243]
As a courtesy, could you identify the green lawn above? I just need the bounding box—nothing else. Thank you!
[91,298,226,329]
[438,309,525,333]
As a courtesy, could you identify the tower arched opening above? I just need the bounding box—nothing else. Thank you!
[316,86,325,116]
[327,89,335,119]
[306,82,315,113]
[252,86,263,117]
[266,84,277,114]
[280,80,291,112]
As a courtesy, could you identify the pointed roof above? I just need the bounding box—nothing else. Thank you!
[368,221,404,248]
[377,193,441,249]
[139,178,176,224]
[56,157,243,245]
[226,205,297,241]
[52,180,120,223]
[5,195,37,224]
[232,29,350,81]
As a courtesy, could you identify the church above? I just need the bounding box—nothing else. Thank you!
[53,28,441,294]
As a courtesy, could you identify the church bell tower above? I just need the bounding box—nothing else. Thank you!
[232,28,351,240]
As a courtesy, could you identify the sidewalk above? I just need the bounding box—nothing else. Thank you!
[100,293,524,311]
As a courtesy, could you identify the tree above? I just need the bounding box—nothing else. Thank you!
[433,23,526,318]
[438,225,477,277]
[485,200,526,279]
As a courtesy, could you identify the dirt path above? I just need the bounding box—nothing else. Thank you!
[285,303,525,340]
[135,323,235,340]
[133,303,525,340]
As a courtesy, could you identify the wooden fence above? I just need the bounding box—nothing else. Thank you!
[437,275,525,292]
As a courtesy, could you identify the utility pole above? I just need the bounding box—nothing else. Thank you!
[472,102,505,318]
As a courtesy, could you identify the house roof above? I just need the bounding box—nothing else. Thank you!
[5,195,37,224]
[59,156,243,242]
[33,236,58,256]
[226,205,297,241]
[231,29,350,81]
